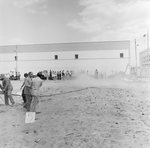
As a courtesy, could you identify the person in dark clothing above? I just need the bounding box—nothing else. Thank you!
[23,72,33,111]
[57,71,59,80]
[62,70,65,80]
[20,73,28,105]
[49,70,53,80]
[59,71,61,80]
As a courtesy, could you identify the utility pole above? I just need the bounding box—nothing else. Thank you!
[15,45,18,78]
[147,30,149,77]
[129,41,131,75]
[135,39,138,77]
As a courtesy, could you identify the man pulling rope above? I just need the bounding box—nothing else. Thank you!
[0,74,15,106]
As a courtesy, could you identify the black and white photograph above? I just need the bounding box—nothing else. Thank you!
[0,0,150,147]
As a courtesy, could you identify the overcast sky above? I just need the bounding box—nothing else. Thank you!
[0,0,150,64]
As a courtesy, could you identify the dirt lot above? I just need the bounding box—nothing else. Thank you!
[0,76,150,148]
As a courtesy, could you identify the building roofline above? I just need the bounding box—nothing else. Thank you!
[0,40,130,48]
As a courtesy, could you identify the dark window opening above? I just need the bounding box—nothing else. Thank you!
[15,56,18,60]
[55,55,58,60]
[120,53,124,58]
[75,54,78,59]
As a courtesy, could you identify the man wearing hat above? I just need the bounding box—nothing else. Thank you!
[0,74,15,105]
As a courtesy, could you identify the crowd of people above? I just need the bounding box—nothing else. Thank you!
[3,69,107,81]
[0,72,43,114]
[4,70,75,81]
[37,69,106,80]
[37,70,75,80]
[9,71,21,80]
[0,68,106,113]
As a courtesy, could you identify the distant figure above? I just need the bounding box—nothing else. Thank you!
[59,71,62,80]
[20,73,28,105]
[57,71,61,80]
[9,71,15,80]
[62,70,65,80]
[49,70,52,80]
[94,69,98,79]
[57,71,59,80]
[86,70,89,75]
[53,71,57,80]
[66,71,69,79]
[0,74,15,106]
[17,72,21,80]
[30,73,43,113]
[52,71,55,80]
[69,71,72,79]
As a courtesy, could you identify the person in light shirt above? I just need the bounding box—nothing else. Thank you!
[30,73,43,113]
[0,74,15,106]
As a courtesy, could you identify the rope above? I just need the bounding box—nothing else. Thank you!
[40,87,95,102]
[11,87,97,98]
[0,91,4,103]
[0,87,101,102]
[40,87,91,97]
[0,96,4,102]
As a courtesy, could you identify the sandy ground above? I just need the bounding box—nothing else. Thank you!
[0,76,150,148]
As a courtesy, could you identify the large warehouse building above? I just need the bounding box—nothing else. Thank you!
[0,40,130,77]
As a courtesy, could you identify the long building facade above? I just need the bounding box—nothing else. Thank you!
[0,40,130,77]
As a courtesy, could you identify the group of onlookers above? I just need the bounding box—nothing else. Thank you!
[49,70,74,80]
[4,69,107,81]
[37,69,107,80]
[9,71,21,80]
[37,70,75,80]
[78,69,107,79]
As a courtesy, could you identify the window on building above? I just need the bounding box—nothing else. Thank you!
[75,54,78,59]
[15,56,18,61]
[55,55,58,60]
[120,53,124,58]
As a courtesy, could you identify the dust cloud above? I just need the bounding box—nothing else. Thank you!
[69,74,149,92]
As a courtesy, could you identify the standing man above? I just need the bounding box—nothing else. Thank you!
[30,73,43,113]
[20,73,28,105]
[94,69,98,79]
[24,72,33,111]
[49,70,52,80]
[0,74,15,106]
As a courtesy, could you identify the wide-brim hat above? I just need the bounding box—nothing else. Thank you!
[0,74,5,79]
